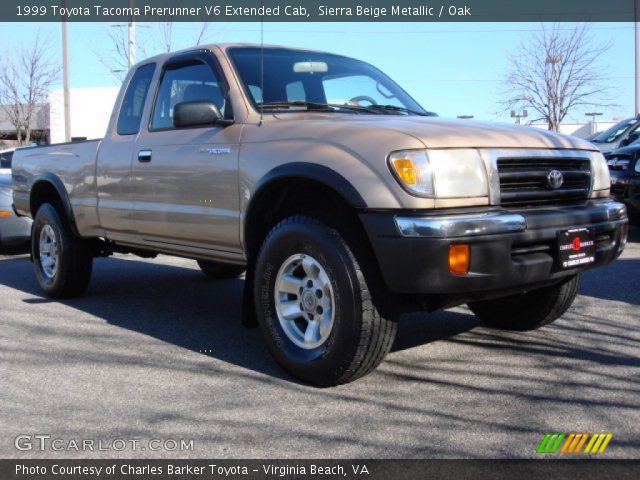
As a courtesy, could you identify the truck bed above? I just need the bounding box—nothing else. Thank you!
[12,139,102,233]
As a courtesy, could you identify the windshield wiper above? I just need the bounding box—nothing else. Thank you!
[257,101,337,111]
[258,101,374,114]
[364,104,433,116]
[257,101,433,117]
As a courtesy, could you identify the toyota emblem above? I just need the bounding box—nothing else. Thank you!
[547,170,564,189]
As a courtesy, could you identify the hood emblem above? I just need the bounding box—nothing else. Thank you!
[547,170,564,189]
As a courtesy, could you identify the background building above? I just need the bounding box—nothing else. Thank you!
[0,104,49,149]
[49,86,119,144]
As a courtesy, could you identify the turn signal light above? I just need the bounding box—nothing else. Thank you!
[449,244,470,275]
[391,158,417,185]
[0,210,13,217]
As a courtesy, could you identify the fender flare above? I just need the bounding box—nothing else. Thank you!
[30,173,80,236]
[249,162,367,212]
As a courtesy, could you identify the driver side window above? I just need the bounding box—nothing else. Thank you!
[151,62,225,130]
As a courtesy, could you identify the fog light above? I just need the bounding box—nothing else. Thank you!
[449,244,470,275]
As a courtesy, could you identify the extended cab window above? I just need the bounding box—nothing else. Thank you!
[151,62,226,130]
[116,63,155,136]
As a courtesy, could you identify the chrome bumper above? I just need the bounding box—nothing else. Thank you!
[394,201,628,238]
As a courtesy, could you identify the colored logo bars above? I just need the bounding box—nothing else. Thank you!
[537,433,613,454]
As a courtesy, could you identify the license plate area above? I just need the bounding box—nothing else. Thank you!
[557,228,596,269]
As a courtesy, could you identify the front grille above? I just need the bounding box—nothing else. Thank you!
[497,157,591,207]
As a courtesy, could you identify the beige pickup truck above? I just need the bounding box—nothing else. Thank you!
[12,44,628,386]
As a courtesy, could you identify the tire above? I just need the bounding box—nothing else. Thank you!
[31,203,93,298]
[254,215,397,387]
[468,274,580,331]
[196,260,245,279]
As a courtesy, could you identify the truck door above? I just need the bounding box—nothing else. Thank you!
[97,63,156,238]
[130,52,242,256]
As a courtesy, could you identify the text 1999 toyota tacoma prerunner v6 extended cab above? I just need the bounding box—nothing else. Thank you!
[12,45,629,386]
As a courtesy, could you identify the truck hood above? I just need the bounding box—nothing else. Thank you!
[272,114,597,151]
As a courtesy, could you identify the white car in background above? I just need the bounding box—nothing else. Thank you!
[0,147,32,254]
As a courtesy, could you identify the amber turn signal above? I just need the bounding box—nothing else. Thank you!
[449,244,470,275]
[0,210,13,217]
[391,158,417,185]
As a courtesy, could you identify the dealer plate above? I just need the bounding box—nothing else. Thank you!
[557,228,595,269]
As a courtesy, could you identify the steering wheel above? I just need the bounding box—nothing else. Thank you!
[348,95,378,106]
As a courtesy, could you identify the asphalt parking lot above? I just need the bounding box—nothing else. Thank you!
[1,227,638,459]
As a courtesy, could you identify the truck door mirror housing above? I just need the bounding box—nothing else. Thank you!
[173,101,226,128]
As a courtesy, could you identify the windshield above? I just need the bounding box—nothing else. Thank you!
[228,47,428,115]
[591,118,637,144]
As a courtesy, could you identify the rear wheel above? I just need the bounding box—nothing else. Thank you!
[196,260,245,279]
[31,203,93,298]
[254,215,397,387]
[468,274,580,331]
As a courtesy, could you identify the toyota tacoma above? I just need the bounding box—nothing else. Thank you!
[12,45,628,386]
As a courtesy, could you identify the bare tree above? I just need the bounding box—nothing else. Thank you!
[0,32,59,146]
[503,24,613,131]
[95,22,212,81]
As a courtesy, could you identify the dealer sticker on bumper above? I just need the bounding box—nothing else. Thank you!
[558,228,596,269]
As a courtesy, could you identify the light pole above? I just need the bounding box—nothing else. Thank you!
[511,110,528,125]
[61,0,71,143]
[636,0,640,114]
[128,0,136,68]
[585,112,603,135]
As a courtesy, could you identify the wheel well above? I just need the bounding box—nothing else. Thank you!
[244,178,366,262]
[244,177,399,319]
[30,181,63,217]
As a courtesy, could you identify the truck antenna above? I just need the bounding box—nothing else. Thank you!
[259,4,264,126]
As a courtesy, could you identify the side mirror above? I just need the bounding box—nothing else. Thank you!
[619,139,630,148]
[173,101,226,128]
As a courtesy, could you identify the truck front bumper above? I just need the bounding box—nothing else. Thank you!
[359,200,628,298]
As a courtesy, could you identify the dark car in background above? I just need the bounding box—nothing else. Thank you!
[605,143,640,225]
[0,171,31,254]
[591,116,640,153]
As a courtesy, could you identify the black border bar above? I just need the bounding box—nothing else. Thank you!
[2,459,640,480]
[1,0,638,22]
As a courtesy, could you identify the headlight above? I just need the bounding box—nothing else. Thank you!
[388,149,488,198]
[592,152,610,192]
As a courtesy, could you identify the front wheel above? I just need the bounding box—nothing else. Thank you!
[468,274,580,331]
[254,216,397,387]
[32,203,93,298]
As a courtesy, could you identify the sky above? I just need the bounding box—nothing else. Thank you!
[0,21,635,124]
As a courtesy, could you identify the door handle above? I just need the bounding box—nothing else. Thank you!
[138,150,152,162]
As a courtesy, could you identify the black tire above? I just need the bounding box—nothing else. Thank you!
[31,203,93,298]
[468,274,580,331]
[196,260,245,279]
[254,215,397,387]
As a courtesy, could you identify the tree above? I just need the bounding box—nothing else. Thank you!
[503,24,613,131]
[95,22,213,81]
[0,32,59,146]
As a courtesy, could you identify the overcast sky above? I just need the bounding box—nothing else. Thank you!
[2,21,635,124]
